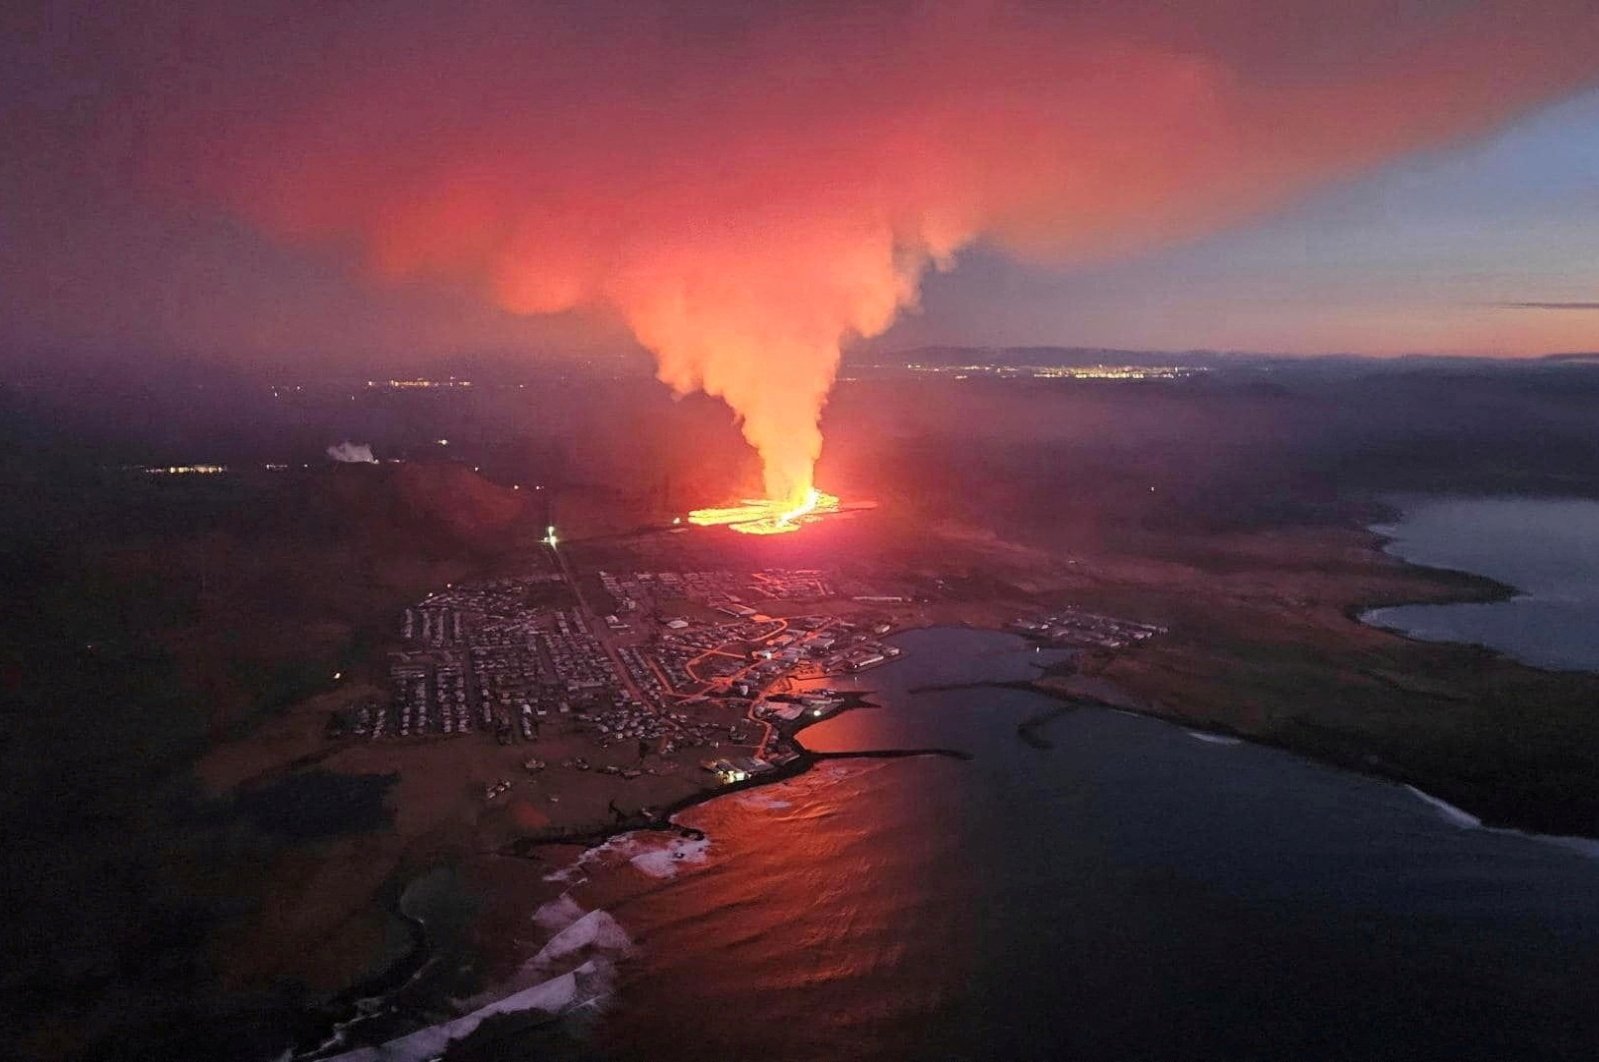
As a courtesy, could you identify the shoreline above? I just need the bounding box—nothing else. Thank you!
[1341,500,1520,622]
[499,688,969,860]
[1343,495,1599,676]
[305,687,969,1058]
[1036,670,1599,844]
[298,596,1599,1058]
[925,669,1599,847]
[292,503,1599,1056]
[286,870,438,1060]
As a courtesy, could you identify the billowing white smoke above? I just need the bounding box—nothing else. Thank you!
[326,441,377,464]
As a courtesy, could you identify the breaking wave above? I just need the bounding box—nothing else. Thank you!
[315,898,633,1061]
[319,966,598,1061]
[544,831,715,885]
[1405,784,1599,860]
[1185,731,1244,747]
[1404,785,1483,828]
[525,908,634,973]
[532,893,587,934]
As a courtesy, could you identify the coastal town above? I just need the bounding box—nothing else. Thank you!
[327,554,916,803]
[316,537,1177,834]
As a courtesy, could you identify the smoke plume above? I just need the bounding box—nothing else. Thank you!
[326,442,378,464]
[140,1,1599,504]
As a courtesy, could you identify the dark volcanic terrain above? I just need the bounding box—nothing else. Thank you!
[4,353,1599,1059]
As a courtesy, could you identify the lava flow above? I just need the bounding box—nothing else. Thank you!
[688,488,841,536]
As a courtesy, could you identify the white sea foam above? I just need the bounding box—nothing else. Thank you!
[1186,731,1243,746]
[321,965,589,1061]
[540,833,634,883]
[1541,834,1599,860]
[531,893,585,934]
[628,835,712,879]
[542,831,715,888]
[820,760,870,778]
[1405,785,1484,828]
[526,908,634,972]
[734,789,793,811]
[321,899,634,1062]
[1405,784,1599,861]
[541,864,582,885]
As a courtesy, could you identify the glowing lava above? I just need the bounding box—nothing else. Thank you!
[688,488,841,536]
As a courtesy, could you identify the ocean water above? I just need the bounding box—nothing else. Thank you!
[464,627,1599,1062]
[1362,495,1599,671]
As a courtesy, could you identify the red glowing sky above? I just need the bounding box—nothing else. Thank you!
[3,0,1597,373]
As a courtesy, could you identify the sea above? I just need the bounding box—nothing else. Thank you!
[1362,495,1599,671]
[341,625,1599,1062]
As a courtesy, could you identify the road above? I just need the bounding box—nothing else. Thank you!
[545,541,655,709]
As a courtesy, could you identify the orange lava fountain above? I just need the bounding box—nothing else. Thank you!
[688,488,841,536]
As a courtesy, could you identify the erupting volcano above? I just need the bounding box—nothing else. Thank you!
[143,1,1599,527]
[688,488,842,536]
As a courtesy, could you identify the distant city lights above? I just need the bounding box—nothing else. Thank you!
[899,363,1205,381]
[143,464,226,475]
[368,377,474,390]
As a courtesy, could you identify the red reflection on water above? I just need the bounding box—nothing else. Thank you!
[573,758,978,1062]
